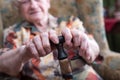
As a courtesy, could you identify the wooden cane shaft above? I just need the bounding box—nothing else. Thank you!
[59,58,73,79]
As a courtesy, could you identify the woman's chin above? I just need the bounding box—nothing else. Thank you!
[29,18,46,25]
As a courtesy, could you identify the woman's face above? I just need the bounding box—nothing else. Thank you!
[19,0,50,23]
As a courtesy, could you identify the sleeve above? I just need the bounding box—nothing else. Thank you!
[3,26,17,49]
[0,25,30,78]
[68,16,94,39]
[0,25,17,55]
[56,16,93,39]
[56,16,86,35]
[67,16,86,32]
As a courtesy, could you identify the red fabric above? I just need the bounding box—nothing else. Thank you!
[104,18,120,32]
[86,72,98,80]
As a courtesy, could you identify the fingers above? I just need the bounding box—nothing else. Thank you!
[25,30,59,59]
[61,27,72,48]
[71,29,81,47]
[86,48,95,63]
[41,32,51,54]
[33,35,46,56]
[49,29,59,44]
[26,33,51,58]
[79,42,91,62]
[26,40,40,59]
[78,33,96,63]
[70,28,96,63]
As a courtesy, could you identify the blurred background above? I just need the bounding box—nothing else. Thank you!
[103,0,120,53]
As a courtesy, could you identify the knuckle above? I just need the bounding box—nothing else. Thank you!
[34,35,40,40]
[49,29,56,33]
[39,51,46,57]
[37,48,46,57]
[66,34,72,40]
[75,33,80,38]
[37,46,43,52]
[49,34,55,39]
[43,44,50,49]
[41,32,48,37]
[62,27,70,34]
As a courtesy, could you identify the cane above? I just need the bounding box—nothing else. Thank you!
[52,36,88,80]
[56,36,73,80]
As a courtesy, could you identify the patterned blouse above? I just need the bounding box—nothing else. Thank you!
[0,15,101,80]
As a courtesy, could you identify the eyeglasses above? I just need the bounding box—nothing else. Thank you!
[18,0,42,5]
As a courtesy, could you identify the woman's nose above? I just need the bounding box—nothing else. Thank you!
[30,0,38,9]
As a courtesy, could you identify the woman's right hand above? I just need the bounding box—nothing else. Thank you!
[24,30,59,59]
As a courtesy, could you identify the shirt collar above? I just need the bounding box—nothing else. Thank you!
[14,14,58,33]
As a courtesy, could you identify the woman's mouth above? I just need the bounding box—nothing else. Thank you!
[30,11,41,15]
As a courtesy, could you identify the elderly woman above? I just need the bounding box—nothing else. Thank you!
[0,0,100,80]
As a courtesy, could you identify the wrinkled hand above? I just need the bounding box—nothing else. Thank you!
[62,27,99,63]
[25,29,59,59]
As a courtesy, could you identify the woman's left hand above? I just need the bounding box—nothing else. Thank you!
[61,27,99,63]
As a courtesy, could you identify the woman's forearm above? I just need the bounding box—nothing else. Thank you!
[0,46,29,76]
